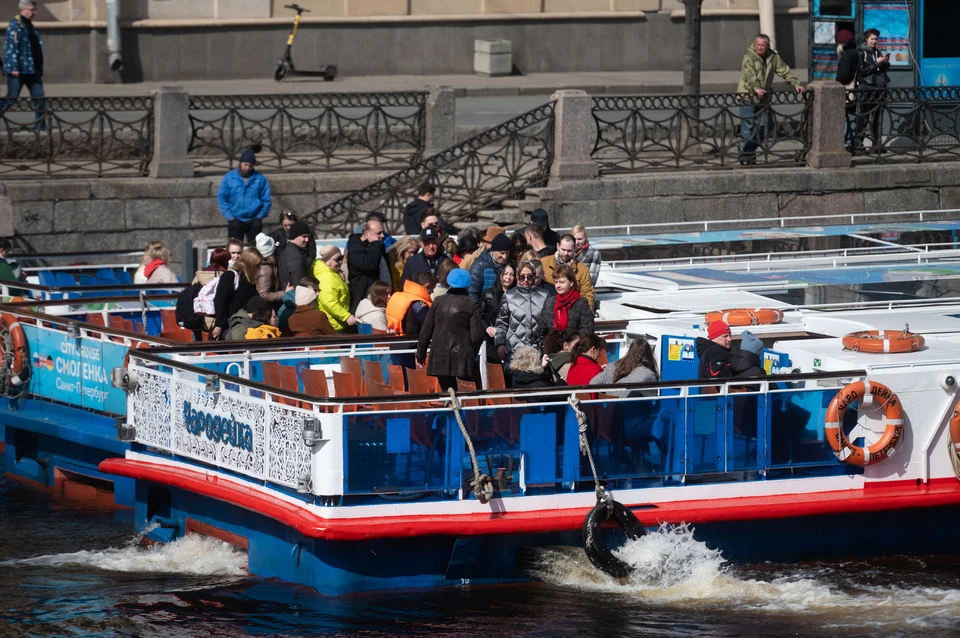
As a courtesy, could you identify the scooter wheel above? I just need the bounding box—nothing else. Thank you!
[323,73,336,82]
[274,61,290,82]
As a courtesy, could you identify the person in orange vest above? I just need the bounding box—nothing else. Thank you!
[386,271,437,337]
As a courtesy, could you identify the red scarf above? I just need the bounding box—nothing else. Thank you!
[553,289,581,331]
[143,259,166,278]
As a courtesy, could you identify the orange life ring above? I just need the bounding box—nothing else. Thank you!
[704,308,783,327]
[123,340,148,369]
[825,380,903,466]
[950,408,960,454]
[0,313,28,386]
[841,330,924,354]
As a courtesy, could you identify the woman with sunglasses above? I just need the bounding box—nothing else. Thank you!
[479,261,515,363]
[312,245,357,333]
[494,261,550,365]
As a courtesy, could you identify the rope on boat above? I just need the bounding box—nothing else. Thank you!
[447,388,494,504]
[567,395,612,516]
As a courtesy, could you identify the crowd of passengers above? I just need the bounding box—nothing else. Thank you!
[135,177,764,393]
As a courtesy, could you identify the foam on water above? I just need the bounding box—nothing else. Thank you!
[6,533,248,577]
[535,524,960,630]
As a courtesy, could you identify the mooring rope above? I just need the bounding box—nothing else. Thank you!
[447,388,494,504]
[567,395,612,516]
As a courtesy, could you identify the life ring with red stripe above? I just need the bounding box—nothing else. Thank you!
[841,330,924,354]
[0,313,28,387]
[825,380,903,466]
[704,308,783,327]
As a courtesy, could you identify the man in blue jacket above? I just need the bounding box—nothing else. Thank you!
[2,1,45,127]
[218,147,272,242]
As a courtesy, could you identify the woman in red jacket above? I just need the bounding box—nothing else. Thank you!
[566,333,607,387]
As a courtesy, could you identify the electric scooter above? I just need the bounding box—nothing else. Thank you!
[274,4,338,82]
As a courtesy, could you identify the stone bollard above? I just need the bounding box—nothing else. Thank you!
[806,81,852,169]
[549,90,599,185]
[149,86,195,178]
[424,86,456,157]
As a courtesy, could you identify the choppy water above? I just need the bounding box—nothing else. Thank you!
[3,463,960,637]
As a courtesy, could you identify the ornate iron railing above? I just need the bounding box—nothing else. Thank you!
[188,92,427,173]
[303,102,555,236]
[591,92,812,172]
[0,96,153,178]
[846,87,960,164]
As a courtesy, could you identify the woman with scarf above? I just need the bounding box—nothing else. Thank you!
[135,242,179,284]
[541,264,594,333]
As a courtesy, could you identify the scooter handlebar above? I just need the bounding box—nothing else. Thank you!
[284,4,309,12]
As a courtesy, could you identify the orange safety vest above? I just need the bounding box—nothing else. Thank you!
[385,280,432,335]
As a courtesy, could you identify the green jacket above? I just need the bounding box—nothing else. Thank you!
[0,259,16,282]
[737,44,800,96]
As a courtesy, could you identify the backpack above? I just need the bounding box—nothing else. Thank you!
[193,271,238,316]
[175,282,204,330]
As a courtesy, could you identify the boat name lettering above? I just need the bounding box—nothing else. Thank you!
[59,340,102,362]
[181,401,253,452]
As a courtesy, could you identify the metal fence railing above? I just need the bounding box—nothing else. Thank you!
[187,92,428,174]
[591,91,812,173]
[0,96,154,178]
[303,102,555,236]
[846,86,960,164]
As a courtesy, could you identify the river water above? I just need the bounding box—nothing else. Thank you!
[3,460,960,638]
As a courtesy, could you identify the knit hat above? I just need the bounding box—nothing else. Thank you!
[707,320,731,341]
[530,208,549,226]
[288,221,310,239]
[319,244,340,261]
[255,232,276,258]
[836,29,854,45]
[739,330,764,357]
[483,225,506,242]
[490,233,512,252]
[245,296,269,313]
[294,285,318,307]
[447,268,471,289]
[458,234,479,254]
[239,147,257,165]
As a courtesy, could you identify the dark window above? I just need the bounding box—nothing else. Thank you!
[817,0,853,17]
[923,0,960,58]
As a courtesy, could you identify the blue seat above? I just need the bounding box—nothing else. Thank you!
[38,270,57,287]
[78,274,97,286]
[116,270,133,285]
[96,268,118,282]
[55,272,76,287]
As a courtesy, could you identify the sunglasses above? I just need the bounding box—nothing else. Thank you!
[281,212,297,220]
[517,274,535,282]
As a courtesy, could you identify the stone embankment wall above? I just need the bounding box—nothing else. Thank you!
[5,172,388,272]
[540,164,960,230]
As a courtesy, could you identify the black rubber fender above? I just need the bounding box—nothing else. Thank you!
[581,501,646,579]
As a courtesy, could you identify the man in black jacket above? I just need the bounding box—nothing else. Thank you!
[400,226,449,285]
[696,320,733,381]
[403,182,436,235]
[835,29,859,152]
[276,221,312,289]
[346,219,385,313]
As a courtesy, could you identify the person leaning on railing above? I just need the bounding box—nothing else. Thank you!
[736,34,805,164]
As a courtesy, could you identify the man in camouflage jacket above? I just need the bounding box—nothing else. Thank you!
[2,1,45,127]
[736,34,804,162]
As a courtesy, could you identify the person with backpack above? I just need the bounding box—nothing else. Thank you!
[176,247,230,334]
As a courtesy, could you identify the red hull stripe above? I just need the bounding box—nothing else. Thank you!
[99,459,960,542]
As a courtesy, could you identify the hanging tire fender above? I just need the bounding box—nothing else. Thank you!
[581,500,646,579]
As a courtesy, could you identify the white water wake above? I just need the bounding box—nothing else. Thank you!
[5,533,248,577]
[535,524,960,630]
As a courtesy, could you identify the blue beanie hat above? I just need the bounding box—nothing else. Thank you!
[740,330,764,357]
[239,147,257,165]
[446,268,471,289]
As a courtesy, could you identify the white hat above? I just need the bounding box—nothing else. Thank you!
[255,232,276,258]
[295,285,318,307]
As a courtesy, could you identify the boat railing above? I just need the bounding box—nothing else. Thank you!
[123,340,869,500]
[1,279,185,302]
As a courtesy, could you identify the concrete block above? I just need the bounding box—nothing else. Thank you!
[940,187,960,212]
[807,81,851,169]
[89,179,212,200]
[863,188,939,215]
[778,192,865,221]
[344,0,408,15]
[54,200,124,232]
[549,90,600,183]
[313,171,395,193]
[544,0,610,10]
[267,175,317,196]
[0,196,11,238]
[5,181,91,203]
[273,194,320,219]
[654,171,748,196]
[474,40,513,77]
[410,0,481,14]
[125,199,191,229]
[149,87,195,179]
[214,0,272,19]
[682,194,779,223]
[483,0,540,11]
[425,86,456,155]
[190,198,228,228]
[613,0,660,9]
[13,201,54,235]
[929,164,960,187]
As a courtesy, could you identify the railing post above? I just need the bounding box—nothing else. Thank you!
[806,81,852,169]
[549,89,599,185]
[424,86,456,156]
[149,86,195,178]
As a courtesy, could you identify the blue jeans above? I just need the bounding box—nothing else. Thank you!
[739,104,773,156]
[3,73,45,129]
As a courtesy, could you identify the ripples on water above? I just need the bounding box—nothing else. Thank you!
[3,466,960,637]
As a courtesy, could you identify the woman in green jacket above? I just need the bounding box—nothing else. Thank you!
[311,245,357,332]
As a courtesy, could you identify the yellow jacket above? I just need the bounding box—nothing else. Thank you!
[312,260,352,331]
[245,324,282,340]
[540,255,596,310]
